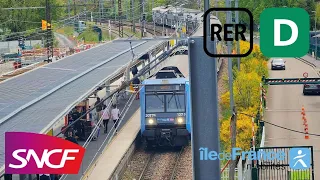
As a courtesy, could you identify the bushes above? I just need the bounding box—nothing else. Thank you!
[220,40,268,152]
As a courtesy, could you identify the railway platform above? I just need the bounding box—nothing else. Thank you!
[82,109,141,180]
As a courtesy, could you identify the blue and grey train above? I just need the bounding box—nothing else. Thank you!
[140,71,191,147]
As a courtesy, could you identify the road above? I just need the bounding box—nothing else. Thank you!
[265,58,320,178]
[54,32,76,48]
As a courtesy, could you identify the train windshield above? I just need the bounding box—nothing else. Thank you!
[146,94,165,113]
[166,94,185,112]
[145,93,185,113]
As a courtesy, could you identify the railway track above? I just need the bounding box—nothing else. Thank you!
[138,147,184,180]
[121,146,186,180]
[103,20,194,37]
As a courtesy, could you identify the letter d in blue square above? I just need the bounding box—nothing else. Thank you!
[289,148,311,170]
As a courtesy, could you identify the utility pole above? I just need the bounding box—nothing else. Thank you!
[99,0,103,24]
[224,0,237,179]
[118,0,123,37]
[68,0,71,17]
[227,0,237,179]
[142,0,145,37]
[235,0,240,70]
[73,0,76,16]
[152,0,156,36]
[45,0,53,63]
[131,0,135,33]
[190,0,220,178]
[114,0,117,23]
[214,0,218,18]
[162,14,165,36]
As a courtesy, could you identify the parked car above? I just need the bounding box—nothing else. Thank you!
[303,84,320,95]
[271,58,286,70]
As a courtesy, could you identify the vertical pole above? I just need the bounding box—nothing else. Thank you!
[189,41,220,179]
[109,20,112,41]
[140,0,144,37]
[126,0,129,20]
[315,15,317,31]
[214,0,218,17]
[105,81,111,106]
[152,0,155,36]
[227,0,236,179]
[132,0,135,33]
[118,0,123,37]
[162,14,165,36]
[142,0,145,37]
[235,0,240,70]
[73,0,76,16]
[190,0,220,178]
[252,117,255,151]
[99,0,102,24]
[114,0,117,23]
[45,0,53,63]
[68,0,71,18]
[316,37,318,60]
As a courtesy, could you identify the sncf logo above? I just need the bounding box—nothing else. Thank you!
[5,132,85,174]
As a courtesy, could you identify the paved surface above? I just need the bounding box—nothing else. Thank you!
[54,32,76,48]
[302,55,320,67]
[0,62,13,75]
[67,96,141,180]
[0,40,164,167]
[265,57,320,178]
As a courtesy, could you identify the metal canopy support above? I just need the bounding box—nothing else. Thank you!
[189,37,220,179]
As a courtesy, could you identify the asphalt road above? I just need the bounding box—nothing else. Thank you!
[264,58,320,178]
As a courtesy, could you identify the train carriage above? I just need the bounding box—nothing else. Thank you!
[140,77,191,147]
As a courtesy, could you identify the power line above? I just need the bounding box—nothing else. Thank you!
[261,120,320,137]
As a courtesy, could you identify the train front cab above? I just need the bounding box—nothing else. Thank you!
[140,80,191,147]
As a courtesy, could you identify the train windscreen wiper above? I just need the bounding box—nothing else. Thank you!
[153,92,164,103]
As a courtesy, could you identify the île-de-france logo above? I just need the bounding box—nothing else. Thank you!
[5,132,86,174]
[289,148,311,170]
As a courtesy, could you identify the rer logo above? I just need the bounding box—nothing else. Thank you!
[289,148,311,170]
[260,8,310,57]
[5,132,86,174]
[203,8,254,57]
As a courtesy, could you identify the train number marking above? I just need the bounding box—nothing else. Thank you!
[177,113,186,116]
[146,114,156,118]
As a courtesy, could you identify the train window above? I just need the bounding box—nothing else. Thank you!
[166,94,185,112]
[146,95,165,113]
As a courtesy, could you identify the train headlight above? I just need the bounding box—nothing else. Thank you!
[146,118,156,125]
[176,117,185,124]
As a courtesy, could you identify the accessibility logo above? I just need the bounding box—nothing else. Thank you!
[289,148,311,170]
[260,8,310,57]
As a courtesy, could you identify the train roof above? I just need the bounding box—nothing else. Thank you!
[152,6,201,14]
[142,78,189,85]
